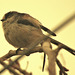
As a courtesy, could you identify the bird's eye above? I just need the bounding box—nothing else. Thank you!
[1,11,18,21]
[1,12,14,21]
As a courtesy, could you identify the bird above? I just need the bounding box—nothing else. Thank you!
[1,11,56,71]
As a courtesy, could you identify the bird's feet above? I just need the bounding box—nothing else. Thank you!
[16,48,21,54]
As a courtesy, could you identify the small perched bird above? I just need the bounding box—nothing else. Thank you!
[1,11,56,71]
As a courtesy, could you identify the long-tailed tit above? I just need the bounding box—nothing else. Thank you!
[1,11,56,71]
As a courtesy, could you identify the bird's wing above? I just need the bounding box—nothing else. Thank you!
[17,19,39,29]
[19,14,56,36]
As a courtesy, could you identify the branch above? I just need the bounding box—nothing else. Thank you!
[41,38,62,75]
[50,37,75,55]
[0,46,42,61]
[8,59,32,75]
[0,45,69,75]
[56,59,69,75]
[0,59,19,75]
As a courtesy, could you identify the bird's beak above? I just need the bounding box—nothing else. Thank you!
[1,19,5,21]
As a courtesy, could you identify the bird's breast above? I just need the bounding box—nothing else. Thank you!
[4,23,44,48]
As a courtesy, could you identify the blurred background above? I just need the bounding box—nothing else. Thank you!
[0,0,75,75]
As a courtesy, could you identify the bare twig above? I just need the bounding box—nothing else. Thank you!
[56,59,69,75]
[41,38,63,75]
[0,44,69,75]
[8,59,32,75]
[0,46,42,61]
[50,37,75,55]
[0,59,19,75]
[53,13,75,32]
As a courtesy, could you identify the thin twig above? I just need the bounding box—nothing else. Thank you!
[8,59,32,75]
[0,46,42,61]
[0,59,19,75]
[56,59,69,75]
[50,37,75,55]
[53,13,75,32]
